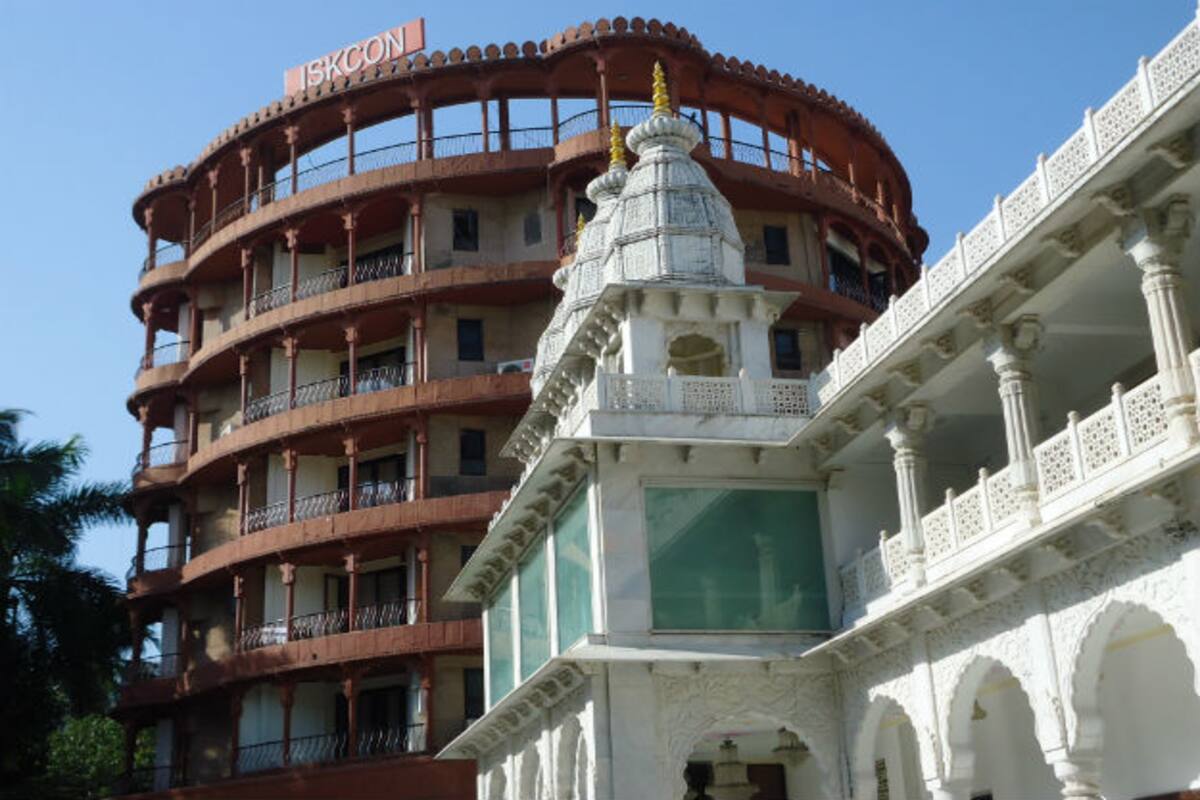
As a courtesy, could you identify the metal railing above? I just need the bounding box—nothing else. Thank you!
[131,440,189,478]
[245,365,413,424]
[121,652,181,684]
[237,725,424,775]
[248,253,411,319]
[244,479,413,534]
[126,543,188,581]
[136,340,190,377]
[355,598,418,630]
[141,242,185,275]
[238,598,418,652]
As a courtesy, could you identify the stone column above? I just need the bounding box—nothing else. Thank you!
[241,247,253,321]
[238,353,250,418]
[236,461,248,536]
[415,419,428,500]
[344,324,359,395]
[239,146,253,209]
[1051,756,1103,800]
[884,404,933,587]
[285,125,300,195]
[343,104,356,176]
[984,315,1044,519]
[412,307,426,383]
[284,449,298,523]
[207,168,219,229]
[141,299,156,370]
[409,196,424,274]
[284,336,299,408]
[286,228,300,303]
[144,206,156,269]
[281,562,296,641]
[418,538,430,623]
[233,572,245,649]
[342,672,361,757]
[343,211,358,286]
[1123,196,1198,442]
[344,435,358,511]
[345,553,360,631]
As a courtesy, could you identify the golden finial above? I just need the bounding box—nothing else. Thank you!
[652,61,670,116]
[576,212,586,238]
[609,121,625,169]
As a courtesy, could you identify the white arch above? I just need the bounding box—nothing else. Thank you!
[1068,598,1200,755]
[941,655,1055,786]
[851,693,935,800]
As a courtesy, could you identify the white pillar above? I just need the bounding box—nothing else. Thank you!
[984,315,1043,521]
[884,405,933,587]
[1123,196,1198,443]
[1050,756,1103,800]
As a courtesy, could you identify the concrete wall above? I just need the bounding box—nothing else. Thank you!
[734,209,822,286]
[426,300,552,379]
[423,190,555,269]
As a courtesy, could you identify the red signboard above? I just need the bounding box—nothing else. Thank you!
[285,19,426,95]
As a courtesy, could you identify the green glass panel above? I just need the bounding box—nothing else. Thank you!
[644,487,828,631]
[518,537,550,680]
[554,488,592,652]
[486,582,513,705]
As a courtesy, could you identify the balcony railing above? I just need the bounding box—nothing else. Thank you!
[839,368,1174,617]
[131,440,189,479]
[237,599,420,652]
[121,652,181,685]
[237,724,425,775]
[248,251,412,318]
[135,340,190,377]
[244,364,413,424]
[140,242,186,275]
[593,372,812,417]
[126,543,188,581]
[244,479,413,534]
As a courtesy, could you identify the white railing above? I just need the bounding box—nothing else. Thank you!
[839,369,1176,616]
[811,20,1200,410]
[594,372,811,417]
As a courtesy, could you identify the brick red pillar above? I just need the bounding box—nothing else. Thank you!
[344,435,358,511]
[342,673,360,757]
[720,112,733,160]
[345,324,358,394]
[135,520,148,577]
[550,94,559,145]
[480,96,490,152]
[345,553,360,631]
[284,450,298,523]
[344,212,357,286]
[281,563,296,640]
[141,300,156,371]
[286,228,300,303]
[233,572,245,649]
[144,206,156,271]
[418,537,430,623]
[284,336,299,408]
[498,95,510,151]
[415,419,428,501]
[279,682,295,765]
[412,308,426,384]
[186,196,197,256]
[237,461,249,536]
[138,405,152,472]
[343,105,356,176]
[240,147,252,211]
[207,167,220,230]
[188,288,201,356]
[239,353,250,418]
[286,125,300,195]
[594,59,609,128]
[409,197,423,274]
[241,247,254,321]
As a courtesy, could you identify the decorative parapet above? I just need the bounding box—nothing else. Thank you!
[592,372,810,417]
[810,19,1200,409]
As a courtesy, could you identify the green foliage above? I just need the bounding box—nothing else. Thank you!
[23,715,154,800]
[0,410,131,793]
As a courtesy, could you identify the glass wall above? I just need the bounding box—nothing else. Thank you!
[486,582,513,705]
[518,538,550,680]
[554,488,592,652]
[644,487,828,631]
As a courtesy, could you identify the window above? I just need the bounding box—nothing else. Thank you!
[554,488,592,652]
[457,319,484,361]
[644,487,828,631]
[763,225,790,265]
[518,537,550,680]
[486,583,513,704]
[773,329,803,372]
[461,544,478,567]
[464,668,485,721]
[452,208,479,251]
[523,210,542,246]
[574,197,596,224]
[460,429,487,476]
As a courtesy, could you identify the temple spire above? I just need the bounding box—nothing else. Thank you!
[609,121,626,170]
[576,212,586,239]
[652,61,670,117]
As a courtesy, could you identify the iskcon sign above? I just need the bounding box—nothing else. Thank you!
[284,19,426,94]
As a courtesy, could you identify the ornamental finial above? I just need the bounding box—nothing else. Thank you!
[652,61,670,116]
[609,121,625,169]
[576,212,586,238]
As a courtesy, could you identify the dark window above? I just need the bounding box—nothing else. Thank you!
[523,210,542,246]
[461,544,478,567]
[464,668,485,720]
[763,225,790,265]
[452,209,479,251]
[460,429,487,476]
[773,329,803,372]
[457,319,484,362]
[574,197,597,224]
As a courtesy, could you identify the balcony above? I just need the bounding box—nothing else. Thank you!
[136,341,189,378]
[838,364,1180,620]
[126,543,188,582]
[237,599,419,652]
[131,439,189,480]
[245,479,414,534]
[243,365,414,425]
[248,247,412,317]
[121,652,181,685]
[235,725,426,776]
[591,371,811,417]
[140,242,186,276]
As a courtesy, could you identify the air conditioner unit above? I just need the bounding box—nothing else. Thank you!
[497,358,534,374]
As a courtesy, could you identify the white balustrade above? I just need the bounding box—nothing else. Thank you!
[591,372,810,417]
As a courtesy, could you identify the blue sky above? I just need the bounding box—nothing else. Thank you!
[0,0,1192,582]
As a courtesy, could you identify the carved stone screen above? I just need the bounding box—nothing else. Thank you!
[644,487,828,631]
[518,536,550,679]
[554,487,592,652]
[486,581,514,705]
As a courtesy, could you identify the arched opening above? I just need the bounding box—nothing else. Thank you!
[945,660,1058,800]
[865,699,924,800]
[667,334,726,377]
[682,727,824,799]
[1079,605,1200,798]
[486,765,507,800]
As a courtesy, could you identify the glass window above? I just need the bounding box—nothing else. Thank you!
[523,210,542,246]
[459,429,486,476]
[452,208,479,251]
[486,582,513,704]
[464,668,485,721]
[457,319,484,361]
[554,488,592,652]
[518,537,550,680]
[644,487,828,631]
[763,225,790,265]
[773,329,803,372]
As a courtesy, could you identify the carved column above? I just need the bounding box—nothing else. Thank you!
[984,315,1044,517]
[284,336,299,408]
[345,552,360,631]
[141,299,156,370]
[236,461,249,536]
[1124,196,1198,442]
[418,537,430,623]
[233,572,245,649]
[1051,756,1103,800]
[241,247,254,321]
[207,168,220,229]
[286,228,300,303]
[344,324,359,395]
[412,307,426,384]
[281,562,296,641]
[343,105,356,176]
[884,404,933,587]
[284,448,298,523]
[238,353,250,418]
[344,435,359,511]
[344,211,357,286]
[285,125,300,195]
[239,146,253,209]
[342,672,361,757]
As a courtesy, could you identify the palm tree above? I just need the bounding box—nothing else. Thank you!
[0,409,131,789]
